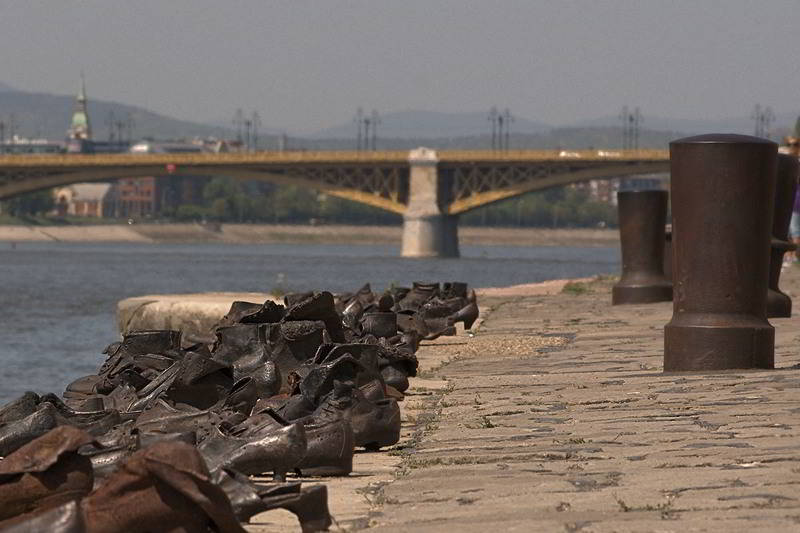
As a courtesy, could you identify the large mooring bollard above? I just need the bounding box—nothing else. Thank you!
[611,190,672,305]
[665,134,777,371]
[766,153,799,318]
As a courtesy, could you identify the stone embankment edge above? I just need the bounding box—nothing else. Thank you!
[0,224,619,248]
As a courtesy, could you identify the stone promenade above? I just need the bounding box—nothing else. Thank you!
[251,270,800,532]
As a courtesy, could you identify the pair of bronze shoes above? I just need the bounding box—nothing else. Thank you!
[0,426,331,533]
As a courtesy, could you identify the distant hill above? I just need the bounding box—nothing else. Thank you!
[0,84,237,141]
[570,112,800,137]
[2,80,795,147]
[309,109,551,139]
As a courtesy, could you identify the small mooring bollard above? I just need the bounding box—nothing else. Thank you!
[766,153,799,318]
[612,190,672,305]
[665,134,777,371]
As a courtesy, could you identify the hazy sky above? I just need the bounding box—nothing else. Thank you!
[1,1,798,133]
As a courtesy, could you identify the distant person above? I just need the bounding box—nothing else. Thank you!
[785,137,800,267]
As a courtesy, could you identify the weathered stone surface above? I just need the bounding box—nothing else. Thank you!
[248,269,800,532]
[117,292,278,339]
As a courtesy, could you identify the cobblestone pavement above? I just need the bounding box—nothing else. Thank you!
[251,270,800,532]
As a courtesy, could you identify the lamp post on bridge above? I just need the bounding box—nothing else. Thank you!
[354,107,364,151]
[488,106,498,150]
[370,110,380,151]
[488,107,512,151]
[502,108,513,151]
[354,108,380,151]
[233,109,245,147]
[619,106,643,150]
[751,104,775,139]
[251,111,261,151]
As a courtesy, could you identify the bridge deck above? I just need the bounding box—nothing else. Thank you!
[0,149,669,168]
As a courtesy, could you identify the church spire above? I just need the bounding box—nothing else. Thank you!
[77,72,86,103]
[68,73,92,140]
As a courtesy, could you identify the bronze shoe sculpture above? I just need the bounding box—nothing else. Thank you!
[0,500,85,533]
[81,441,245,533]
[0,402,59,458]
[0,426,96,522]
[211,468,332,532]
[198,419,307,481]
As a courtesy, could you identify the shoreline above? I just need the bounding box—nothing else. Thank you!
[0,223,619,247]
[116,276,606,337]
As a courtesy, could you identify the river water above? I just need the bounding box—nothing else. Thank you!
[0,241,619,403]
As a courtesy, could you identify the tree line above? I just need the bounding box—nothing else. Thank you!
[1,177,617,228]
[170,178,617,228]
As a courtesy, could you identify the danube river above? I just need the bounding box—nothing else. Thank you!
[0,241,618,402]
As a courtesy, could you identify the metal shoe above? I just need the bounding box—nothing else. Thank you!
[210,469,332,532]
[219,299,285,326]
[81,441,245,533]
[0,499,85,532]
[0,403,59,457]
[284,291,346,343]
[449,301,480,330]
[0,426,96,522]
[361,312,398,338]
[0,392,41,426]
[198,419,307,481]
[97,330,182,380]
[296,416,354,477]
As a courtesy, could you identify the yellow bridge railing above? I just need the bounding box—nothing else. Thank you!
[0,149,669,168]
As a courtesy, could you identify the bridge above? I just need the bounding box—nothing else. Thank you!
[0,149,669,257]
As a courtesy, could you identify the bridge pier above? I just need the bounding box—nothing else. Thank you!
[401,148,460,258]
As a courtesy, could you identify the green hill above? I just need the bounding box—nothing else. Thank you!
[0,87,235,141]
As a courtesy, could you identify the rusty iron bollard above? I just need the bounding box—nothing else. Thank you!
[664,225,673,283]
[766,153,800,318]
[665,134,777,371]
[611,190,672,305]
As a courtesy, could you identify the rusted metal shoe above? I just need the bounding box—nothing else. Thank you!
[767,153,799,318]
[81,441,245,533]
[612,190,673,305]
[0,427,95,522]
[665,134,777,371]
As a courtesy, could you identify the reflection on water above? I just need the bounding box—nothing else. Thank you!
[0,241,618,402]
